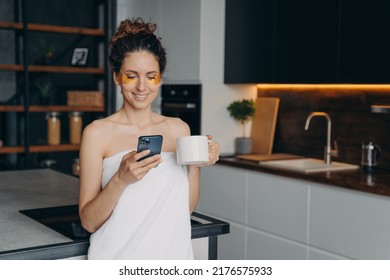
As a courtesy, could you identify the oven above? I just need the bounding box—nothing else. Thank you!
[161,84,201,135]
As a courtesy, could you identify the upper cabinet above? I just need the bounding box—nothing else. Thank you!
[225,0,390,84]
[273,0,339,83]
[339,0,390,83]
[224,0,275,83]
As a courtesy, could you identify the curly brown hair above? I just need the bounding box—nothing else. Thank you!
[108,17,167,75]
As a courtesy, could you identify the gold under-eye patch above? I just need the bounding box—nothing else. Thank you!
[119,71,137,84]
[119,71,161,85]
[146,73,161,85]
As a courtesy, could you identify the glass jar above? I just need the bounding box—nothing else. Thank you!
[40,159,57,168]
[69,111,83,144]
[47,112,61,145]
[72,158,80,176]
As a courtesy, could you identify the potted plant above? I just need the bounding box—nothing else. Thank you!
[227,99,256,154]
[38,40,56,65]
[34,80,53,105]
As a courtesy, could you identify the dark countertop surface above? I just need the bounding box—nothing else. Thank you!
[218,156,390,197]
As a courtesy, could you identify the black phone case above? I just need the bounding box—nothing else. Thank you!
[136,135,163,162]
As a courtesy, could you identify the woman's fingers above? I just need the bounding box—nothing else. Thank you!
[208,140,220,164]
[193,137,220,167]
[119,151,162,184]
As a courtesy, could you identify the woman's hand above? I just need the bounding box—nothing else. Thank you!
[196,135,220,167]
[114,150,162,187]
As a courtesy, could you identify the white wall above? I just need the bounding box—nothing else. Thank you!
[116,0,257,154]
[160,0,201,82]
[199,0,257,153]
[116,0,163,110]
[117,0,162,25]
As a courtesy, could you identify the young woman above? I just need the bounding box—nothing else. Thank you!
[78,18,219,260]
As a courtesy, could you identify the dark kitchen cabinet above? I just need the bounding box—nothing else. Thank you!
[273,0,339,83]
[338,0,390,83]
[225,0,390,84]
[224,0,276,84]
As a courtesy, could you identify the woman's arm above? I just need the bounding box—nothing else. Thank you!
[188,135,220,212]
[179,131,219,212]
[78,122,161,233]
[188,165,201,213]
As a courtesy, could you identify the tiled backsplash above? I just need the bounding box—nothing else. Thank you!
[258,86,390,170]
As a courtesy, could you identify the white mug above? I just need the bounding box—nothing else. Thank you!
[176,135,209,165]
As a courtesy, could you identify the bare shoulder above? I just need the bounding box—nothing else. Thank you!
[80,116,117,156]
[164,116,191,138]
[82,117,114,139]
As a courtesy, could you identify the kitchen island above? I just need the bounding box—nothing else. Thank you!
[0,169,229,260]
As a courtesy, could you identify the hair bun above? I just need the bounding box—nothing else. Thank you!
[109,18,157,48]
[108,17,167,75]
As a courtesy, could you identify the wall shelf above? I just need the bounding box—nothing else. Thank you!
[0,146,25,154]
[0,64,104,74]
[371,105,390,114]
[29,144,80,153]
[28,23,104,36]
[0,106,104,113]
[29,106,104,112]
[0,21,23,29]
[0,0,116,171]
[0,20,104,36]
[0,64,23,71]
[0,106,24,112]
[29,65,105,74]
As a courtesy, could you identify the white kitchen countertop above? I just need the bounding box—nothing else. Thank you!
[0,169,79,252]
[0,169,229,260]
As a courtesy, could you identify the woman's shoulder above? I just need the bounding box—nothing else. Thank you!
[161,115,190,136]
[82,115,117,138]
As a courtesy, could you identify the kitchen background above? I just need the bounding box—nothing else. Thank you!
[115,0,258,153]
[0,0,258,172]
[1,0,390,170]
[119,0,390,170]
[2,0,390,261]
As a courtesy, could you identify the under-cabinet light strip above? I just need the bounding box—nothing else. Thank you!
[256,84,390,91]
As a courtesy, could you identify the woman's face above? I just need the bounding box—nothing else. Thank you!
[114,51,161,110]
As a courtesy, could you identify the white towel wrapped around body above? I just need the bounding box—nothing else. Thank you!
[87,151,193,260]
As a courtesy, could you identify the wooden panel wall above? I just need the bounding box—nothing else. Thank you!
[258,87,390,170]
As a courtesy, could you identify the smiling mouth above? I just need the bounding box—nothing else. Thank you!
[133,93,148,101]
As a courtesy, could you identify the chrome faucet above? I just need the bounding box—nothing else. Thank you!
[305,112,338,165]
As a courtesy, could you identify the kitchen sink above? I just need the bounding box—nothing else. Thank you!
[259,158,359,173]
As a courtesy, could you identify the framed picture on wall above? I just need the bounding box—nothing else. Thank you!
[71,48,89,66]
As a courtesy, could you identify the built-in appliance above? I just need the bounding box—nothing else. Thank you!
[161,84,201,135]
[20,205,89,241]
[19,204,217,241]
[18,204,229,260]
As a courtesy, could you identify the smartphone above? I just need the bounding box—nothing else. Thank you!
[136,135,163,162]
